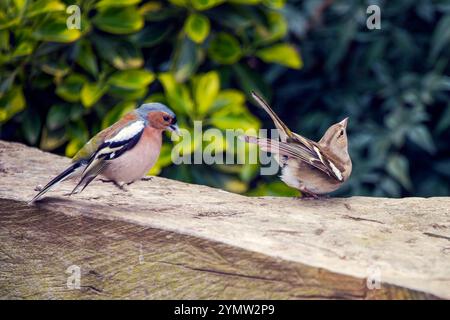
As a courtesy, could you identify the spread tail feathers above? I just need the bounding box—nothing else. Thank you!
[29,161,84,204]
[251,91,293,141]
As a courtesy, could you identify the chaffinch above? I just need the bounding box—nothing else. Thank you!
[30,103,180,203]
[243,92,352,198]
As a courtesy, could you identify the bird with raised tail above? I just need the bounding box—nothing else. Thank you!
[30,103,180,204]
[243,92,352,198]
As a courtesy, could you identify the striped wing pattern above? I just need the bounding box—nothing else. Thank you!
[70,120,145,194]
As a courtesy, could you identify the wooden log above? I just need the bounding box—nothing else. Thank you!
[0,140,449,299]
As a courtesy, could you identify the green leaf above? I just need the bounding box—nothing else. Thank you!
[41,61,70,78]
[56,74,86,103]
[109,69,155,90]
[26,0,65,18]
[222,177,248,193]
[248,181,299,197]
[210,110,260,131]
[407,125,436,154]
[159,72,194,115]
[386,154,412,190]
[75,40,98,76]
[39,127,67,151]
[93,36,143,70]
[210,89,245,112]
[140,2,180,21]
[46,104,70,130]
[228,0,261,4]
[168,0,189,7]
[96,0,141,9]
[94,6,144,34]
[67,120,89,142]
[255,11,288,45]
[171,37,203,82]
[65,120,89,157]
[129,24,173,47]
[0,16,19,31]
[0,30,9,51]
[191,0,223,11]
[233,63,270,100]
[184,13,210,44]
[81,82,109,108]
[12,41,34,57]
[263,0,285,9]
[240,163,259,183]
[108,86,148,100]
[0,74,15,99]
[208,33,242,64]
[436,103,450,134]
[22,111,41,145]
[33,19,81,43]
[102,101,136,129]
[256,44,303,69]
[192,71,220,116]
[13,0,27,10]
[65,138,85,158]
[429,14,450,61]
[0,87,26,123]
[379,177,402,197]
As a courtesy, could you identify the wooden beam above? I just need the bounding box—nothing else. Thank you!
[0,141,448,299]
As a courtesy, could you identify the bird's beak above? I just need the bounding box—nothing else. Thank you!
[339,117,349,129]
[168,124,181,136]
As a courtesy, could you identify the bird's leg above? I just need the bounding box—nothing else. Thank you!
[298,186,320,200]
[115,181,129,192]
[141,176,153,181]
[100,179,128,192]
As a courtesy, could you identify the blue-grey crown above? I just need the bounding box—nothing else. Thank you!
[136,103,176,119]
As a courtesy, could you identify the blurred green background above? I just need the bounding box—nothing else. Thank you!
[1,0,449,197]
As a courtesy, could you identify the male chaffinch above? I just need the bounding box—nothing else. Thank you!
[243,92,352,198]
[30,103,180,203]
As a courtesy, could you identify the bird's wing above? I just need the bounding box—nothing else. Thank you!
[70,120,146,194]
[72,112,139,163]
[243,135,344,182]
[250,92,343,181]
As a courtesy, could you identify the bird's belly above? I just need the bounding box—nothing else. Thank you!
[281,161,341,194]
[102,133,161,184]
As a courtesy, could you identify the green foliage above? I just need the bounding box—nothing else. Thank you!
[2,0,448,198]
[269,0,450,197]
[0,0,301,195]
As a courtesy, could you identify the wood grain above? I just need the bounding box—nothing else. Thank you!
[0,140,449,299]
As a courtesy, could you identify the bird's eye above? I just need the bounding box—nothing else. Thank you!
[163,115,171,122]
[339,130,344,137]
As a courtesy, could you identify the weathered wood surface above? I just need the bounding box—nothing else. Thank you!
[0,140,449,299]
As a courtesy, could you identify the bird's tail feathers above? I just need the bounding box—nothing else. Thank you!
[70,162,107,196]
[251,91,293,140]
[240,135,285,155]
[241,135,316,163]
[29,161,84,204]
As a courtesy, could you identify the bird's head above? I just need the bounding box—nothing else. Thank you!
[136,103,180,135]
[319,117,349,158]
